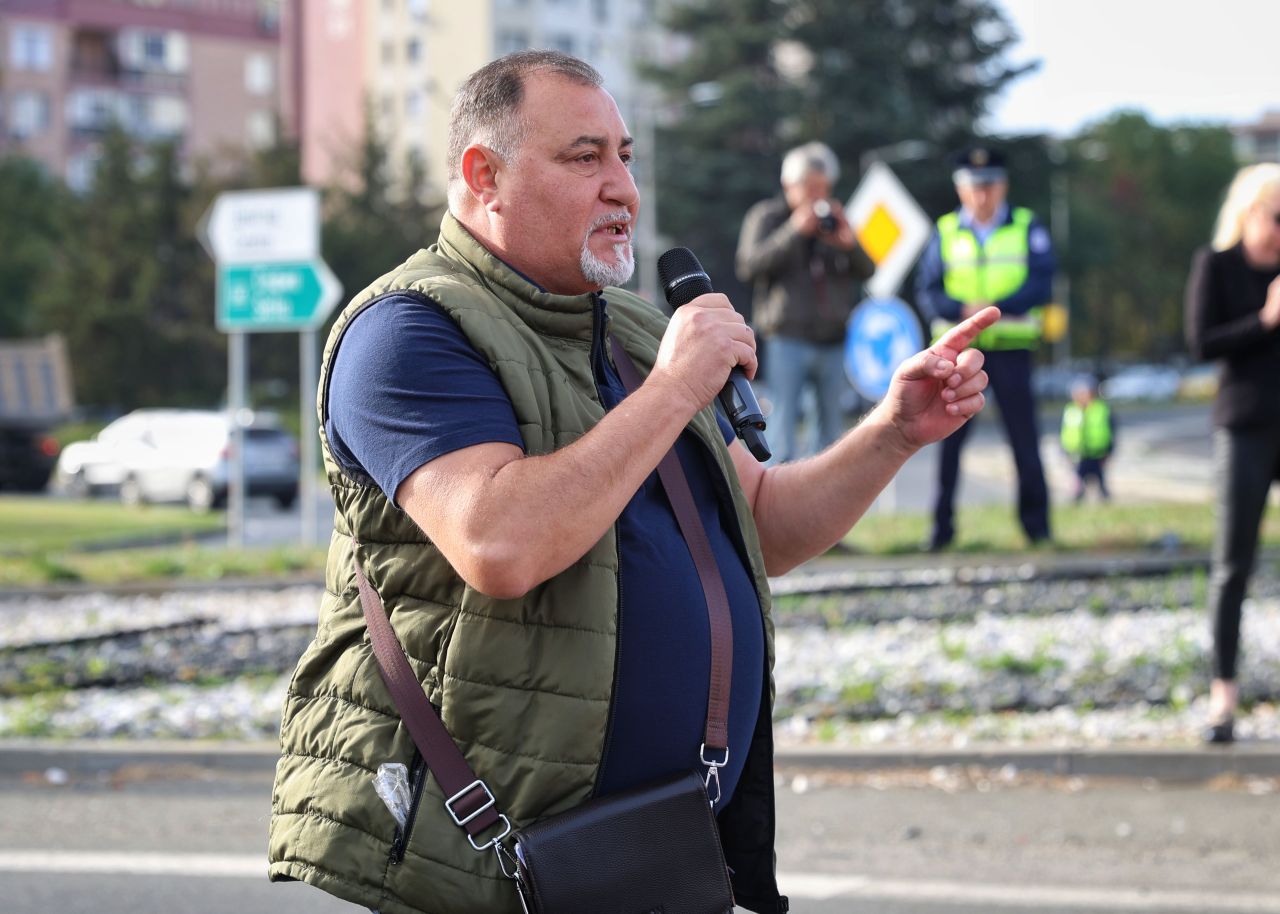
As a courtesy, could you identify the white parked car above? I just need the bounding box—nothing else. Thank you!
[1099,365,1182,402]
[53,409,300,511]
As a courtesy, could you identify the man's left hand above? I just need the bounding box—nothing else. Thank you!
[877,306,1000,451]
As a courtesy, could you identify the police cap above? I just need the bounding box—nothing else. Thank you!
[951,146,1007,186]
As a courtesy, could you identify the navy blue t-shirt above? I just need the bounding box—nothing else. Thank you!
[327,293,765,809]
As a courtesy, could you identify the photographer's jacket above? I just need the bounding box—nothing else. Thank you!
[736,195,875,344]
[268,215,787,914]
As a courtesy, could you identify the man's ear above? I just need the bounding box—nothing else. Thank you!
[461,144,503,210]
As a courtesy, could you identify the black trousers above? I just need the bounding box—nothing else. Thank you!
[1209,425,1280,680]
[932,348,1051,546]
[1075,456,1110,500]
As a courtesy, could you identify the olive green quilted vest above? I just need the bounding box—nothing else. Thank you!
[268,215,777,914]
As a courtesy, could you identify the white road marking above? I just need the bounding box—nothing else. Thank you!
[778,871,1280,911]
[2,853,1279,911]
[0,851,263,878]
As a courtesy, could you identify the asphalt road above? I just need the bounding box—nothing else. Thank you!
[3,760,1279,914]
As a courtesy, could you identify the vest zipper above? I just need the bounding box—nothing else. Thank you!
[389,751,429,865]
[593,533,625,797]
[591,291,623,796]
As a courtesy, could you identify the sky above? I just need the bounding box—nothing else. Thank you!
[986,0,1280,137]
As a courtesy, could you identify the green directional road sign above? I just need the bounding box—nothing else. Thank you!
[216,260,343,332]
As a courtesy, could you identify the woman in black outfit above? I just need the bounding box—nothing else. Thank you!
[1185,162,1280,744]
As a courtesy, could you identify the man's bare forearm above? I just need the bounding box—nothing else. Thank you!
[745,410,914,575]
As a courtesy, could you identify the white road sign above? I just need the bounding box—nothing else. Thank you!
[846,161,933,300]
[199,187,320,265]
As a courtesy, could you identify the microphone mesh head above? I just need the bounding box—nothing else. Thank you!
[657,247,711,307]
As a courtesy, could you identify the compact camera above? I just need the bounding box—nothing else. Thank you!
[812,199,838,234]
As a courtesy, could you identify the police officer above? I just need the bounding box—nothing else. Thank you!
[916,146,1055,550]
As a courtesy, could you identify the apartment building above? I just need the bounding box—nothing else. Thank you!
[285,0,666,194]
[0,0,283,189]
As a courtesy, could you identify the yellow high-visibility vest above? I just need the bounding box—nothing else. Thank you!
[930,207,1042,350]
[1060,399,1112,458]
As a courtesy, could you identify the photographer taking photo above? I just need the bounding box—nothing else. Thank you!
[737,141,876,464]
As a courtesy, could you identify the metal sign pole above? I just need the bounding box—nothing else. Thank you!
[228,331,247,548]
[300,329,319,547]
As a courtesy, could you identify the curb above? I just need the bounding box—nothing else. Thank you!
[3,739,1278,783]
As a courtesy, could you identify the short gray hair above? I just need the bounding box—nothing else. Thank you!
[780,141,840,186]
[446,50,603,210]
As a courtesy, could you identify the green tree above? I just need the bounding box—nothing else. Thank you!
[1064,112,1237,364]
[0,156,69,337]
[645,0,1033,307]
[322,112,445,316]
[30,128,224,410]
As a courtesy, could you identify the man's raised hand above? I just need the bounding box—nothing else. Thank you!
[878,306,1001,451]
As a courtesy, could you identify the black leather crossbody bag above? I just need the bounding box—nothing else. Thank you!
[353,338,738,913]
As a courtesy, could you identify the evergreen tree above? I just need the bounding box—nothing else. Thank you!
[0,156,70,337]
[321,109,445,318]
[1065,112,1237,364]
[30,128,223,410]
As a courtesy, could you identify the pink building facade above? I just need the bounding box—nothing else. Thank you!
[0,0,282,188]
[278,0,364,188]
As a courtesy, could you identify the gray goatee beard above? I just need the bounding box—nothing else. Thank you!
[580,212,635,288]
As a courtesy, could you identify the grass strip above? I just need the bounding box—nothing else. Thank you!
[0,496,224,555]
[844,500,1280,555]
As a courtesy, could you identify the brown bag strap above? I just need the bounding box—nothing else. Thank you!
[353,555,510,851]
[607,336,734,758]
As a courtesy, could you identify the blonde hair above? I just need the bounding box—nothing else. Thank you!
[1212,162,1280,251]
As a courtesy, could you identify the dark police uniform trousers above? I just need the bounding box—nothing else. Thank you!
[932,347,1050,547]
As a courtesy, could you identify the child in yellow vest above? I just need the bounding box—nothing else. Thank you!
[1060,377,1115,502]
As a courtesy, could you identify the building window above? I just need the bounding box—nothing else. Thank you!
[382,39,395,63]
[548,33,576,55]
[406,37,421,64]
[10,24,54,71]
[119,29,187,73]
[142,33,166,66]
[9,90,51,138]
[67,150,102,193]
[245,54,274,95]
[149,95,188,137]
[405,89,423,117]
[496,29,529,55]
[246,110,275,149]
[407,0,429,18]
[593,0,608,22]
[67,89,118,131]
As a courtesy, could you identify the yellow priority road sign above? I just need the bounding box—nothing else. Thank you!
[846,161,932,301]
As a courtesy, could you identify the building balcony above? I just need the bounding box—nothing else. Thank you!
[69,66,189,94]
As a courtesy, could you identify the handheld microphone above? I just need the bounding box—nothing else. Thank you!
[657,247,772,462]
